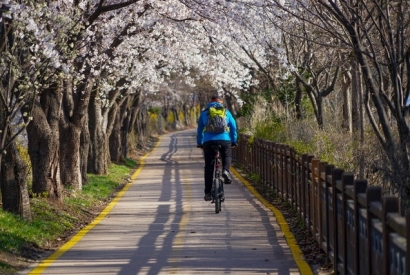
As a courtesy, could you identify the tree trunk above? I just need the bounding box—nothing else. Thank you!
[88,87,128,173]
[26,94,63,200]
[0,132,32,221]
[351,60,365,178]
[351,60,362,133]
[341,68,352,131]
[130,103,148,147]
[87,88,109,174]
[315,96,324,129]
[294,79,303,119]
[128,93,141,135]
[182,104,190,127]
[59,78,92,190]
[122,106,132,159]
[60,123,82,190]
[109,103,123,163]
[128,92,147,146]
[109,97,130,162]
[171,107,181,130]
[80,116,90,185]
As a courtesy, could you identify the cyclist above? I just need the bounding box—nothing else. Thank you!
[197,95,238,201]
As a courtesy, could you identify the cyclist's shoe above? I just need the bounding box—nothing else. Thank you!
[222,170,232,184]
[204,193,212,201]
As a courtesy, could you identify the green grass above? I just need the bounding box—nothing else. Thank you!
[0,159,137,273]
[250,173,261,184]
[67,162,135,207]
[0,211,36,253]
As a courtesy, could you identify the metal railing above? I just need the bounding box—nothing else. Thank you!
[232,134,409,275]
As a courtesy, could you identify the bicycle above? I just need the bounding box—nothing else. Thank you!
[210,145,224,214]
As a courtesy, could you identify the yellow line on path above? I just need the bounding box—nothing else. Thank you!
[230,167,313,275]
[28,138,161,275]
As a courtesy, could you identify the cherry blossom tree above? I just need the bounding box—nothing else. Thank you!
[1,0,267,210]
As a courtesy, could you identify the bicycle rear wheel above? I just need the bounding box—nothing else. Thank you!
[214,178,221,213]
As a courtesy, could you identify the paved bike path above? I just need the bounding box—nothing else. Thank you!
[22,129,310,275]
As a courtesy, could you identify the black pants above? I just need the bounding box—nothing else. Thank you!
[203,140,232,194]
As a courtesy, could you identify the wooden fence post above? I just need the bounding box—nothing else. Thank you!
[289,147,295,207]
[259,140,263,184]
[284,145,290,203]
[366,186,382,275]
[273,143,279,195]
[382,196,399,275]
[353,179,367,275]
[249,139,256,174]
[298,154,307,221]
[323,164,334,257]
[311,158,320,242]
[341,172,354,274]
[256,139,260,178]
[306,155,314,230]
[242,135,246,171]
[252,138,256,174]
[407,211,410,275]
[280,144,285,201]
[274,143,280,196]
[272,143,278,194]
[260,139,264,183]
[331,168,344,269]
[318,161,327,249]
[263,140,267,186]
[300,154,308,225]
[267,141,270,186]
[267,141,273,191]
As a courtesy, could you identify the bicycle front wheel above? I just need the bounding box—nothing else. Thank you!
[214,178,221,214]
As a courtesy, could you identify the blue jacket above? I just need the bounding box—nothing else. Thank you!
[197,102,237,145]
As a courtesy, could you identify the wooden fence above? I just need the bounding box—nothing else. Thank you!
[232,134,409,275]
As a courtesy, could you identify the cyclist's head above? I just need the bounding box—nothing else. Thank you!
[210,95,223,103]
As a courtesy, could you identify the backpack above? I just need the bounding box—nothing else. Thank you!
[204,106,229,134]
